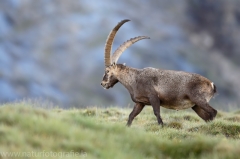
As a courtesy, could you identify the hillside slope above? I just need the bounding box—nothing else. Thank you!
[0,103,240,159]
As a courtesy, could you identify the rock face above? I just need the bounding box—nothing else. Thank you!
[0,0,239,109]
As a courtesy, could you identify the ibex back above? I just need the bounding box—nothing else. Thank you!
[101,19,217,126]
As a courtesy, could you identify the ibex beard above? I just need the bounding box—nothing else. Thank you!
[101,19,217,127]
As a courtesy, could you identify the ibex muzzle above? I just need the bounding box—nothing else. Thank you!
[101,19,217,126]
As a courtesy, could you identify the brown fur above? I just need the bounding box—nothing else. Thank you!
[101,64,217,126]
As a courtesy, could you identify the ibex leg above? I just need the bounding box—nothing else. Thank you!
[127,103,144,126]
[149,96,163,126]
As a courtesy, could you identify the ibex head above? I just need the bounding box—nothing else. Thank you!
[101,19,150,89]
[101,63,118,89]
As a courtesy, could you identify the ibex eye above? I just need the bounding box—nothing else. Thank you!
[106,70,109,73]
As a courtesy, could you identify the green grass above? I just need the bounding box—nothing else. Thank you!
[0,102,240,159]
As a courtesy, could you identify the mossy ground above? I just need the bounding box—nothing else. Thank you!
[0,102,240,159]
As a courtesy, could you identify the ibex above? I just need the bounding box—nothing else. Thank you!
[101,19,217,126]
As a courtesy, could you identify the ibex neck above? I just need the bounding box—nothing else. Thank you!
[115,64,139,90]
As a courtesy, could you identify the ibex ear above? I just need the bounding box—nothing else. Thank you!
[111,62,116,68]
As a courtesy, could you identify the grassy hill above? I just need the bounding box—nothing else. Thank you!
[0,102,240,159]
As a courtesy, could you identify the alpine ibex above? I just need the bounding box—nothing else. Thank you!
[101,19,217,126]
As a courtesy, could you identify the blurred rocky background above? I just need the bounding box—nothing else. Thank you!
[0,0,240,110]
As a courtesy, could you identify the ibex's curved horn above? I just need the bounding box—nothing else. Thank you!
[104,19,130,67]
[111,36,150,64]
